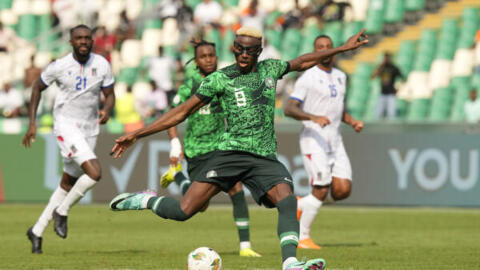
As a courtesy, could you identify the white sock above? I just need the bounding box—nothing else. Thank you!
[56,174,97,216]
[299,194,323,240]
[239,241,251,250]
[32,187,68,237]
[283,257,298,270]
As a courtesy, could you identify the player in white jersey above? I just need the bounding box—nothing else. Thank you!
[22,25,115,254]
[284,35,363,250]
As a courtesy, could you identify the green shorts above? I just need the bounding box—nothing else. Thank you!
[185,151,215,180]
[195,150,294,208]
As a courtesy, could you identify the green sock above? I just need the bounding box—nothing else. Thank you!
[147,196,190,221]
[277,195,299,262]
[174,172,191,195]
[230,190,250,243]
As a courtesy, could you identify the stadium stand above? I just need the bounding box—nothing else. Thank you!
[0,0,479,133]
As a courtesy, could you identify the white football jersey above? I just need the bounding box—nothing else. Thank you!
[290,66,347,154]
[41,53,114,136]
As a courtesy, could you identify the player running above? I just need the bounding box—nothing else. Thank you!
[22,24,115,254]
[109,27,368,270]
[160,39,261,257]
[284,35,364,250]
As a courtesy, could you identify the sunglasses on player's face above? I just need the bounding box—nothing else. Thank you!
[233,42,261,56]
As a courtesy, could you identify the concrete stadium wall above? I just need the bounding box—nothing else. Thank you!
[1,122,479,206]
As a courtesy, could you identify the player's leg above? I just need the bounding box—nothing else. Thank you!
[160,163,191,195]
[111,181,220,221]
[27,173,75,253]
[330,142,352,201]
[297,153,330,249]
[227,182,261,257]
[53,135,100,238]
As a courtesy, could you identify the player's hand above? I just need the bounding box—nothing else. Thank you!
[169,137,184,166]
[351,119,364,132]
[311,115,330,127]
[98,110,109,124]
[342,28,369,51]
[22,125,37,148]
[110,133,137,158]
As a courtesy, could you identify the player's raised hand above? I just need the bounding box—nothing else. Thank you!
[311,115,331,127]
[351,119,364,132]
[22,125,37,148]
[111,133,137,158]
[98,110,109,124]
[342,28,369,51]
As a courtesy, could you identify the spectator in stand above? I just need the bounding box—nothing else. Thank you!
[0,22,17,52]
[0,82,24,118]
[194,0,223,27]
[240,0,266,34]
[146,80,169,118]
[23,55,42,106]
[116,10,136,46]
[115,86,143,133]
[464,89,480,123]
[147,46,178,103]
[317,0,351,23]
[52,0,79,37]
[93,26,116,62]
[372,52,404,120]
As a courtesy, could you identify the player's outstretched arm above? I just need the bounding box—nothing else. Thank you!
[284,99,330,127]
[99,86,115,124]
[288,29,369,72]
[111,95,206,158]
[22,78,48,147]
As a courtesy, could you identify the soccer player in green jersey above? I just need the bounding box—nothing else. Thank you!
[160,39,261,257]
[110,27,368,270]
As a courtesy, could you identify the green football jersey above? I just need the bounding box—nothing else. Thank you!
[195,59,289,158]
[172,68,224,158]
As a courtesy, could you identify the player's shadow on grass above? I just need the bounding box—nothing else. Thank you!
[63,249,148,255]
[320,241,377,248]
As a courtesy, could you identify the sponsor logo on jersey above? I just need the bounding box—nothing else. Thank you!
[265,77,274,88]
[206,170,217,178]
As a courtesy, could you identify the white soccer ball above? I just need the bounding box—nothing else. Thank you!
[187,247,222,270]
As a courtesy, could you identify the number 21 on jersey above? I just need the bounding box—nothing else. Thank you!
[75,76,87,91]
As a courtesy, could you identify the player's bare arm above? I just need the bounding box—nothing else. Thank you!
[22,78,48,147]
[342,110,363,132]
[288,29,368,72]
[98,86,115,124]
[284,99,330,127]
[111,95,206,158]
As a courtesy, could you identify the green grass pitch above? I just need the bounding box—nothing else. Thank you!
[1,204,479,269]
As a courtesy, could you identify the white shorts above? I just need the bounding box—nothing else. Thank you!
[54,124,97,178]
[303,142,352,186]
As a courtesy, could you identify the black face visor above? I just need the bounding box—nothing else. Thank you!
[232,41,262,57]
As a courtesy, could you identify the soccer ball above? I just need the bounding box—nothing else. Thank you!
[187,247,222,270]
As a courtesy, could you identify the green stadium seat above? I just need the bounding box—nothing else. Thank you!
[281,28,302,60]
[362,79,381,121]
[204,28,221,57]
[16,14,37,41]
[185,0,202,9]
[364,0,385,35]
[299,20,323,55]
[323,22,342,48]
[413,29,437,71]
[429,87,452,121]
[407,98,429,121]
[0,0,13,10]
[107,118,125,134]
[36,15,57,52]
[264,29,282,51]
[342,21,363,44]
[405,0,425,11]
[457,8,479,49]
[471,74,480,90]
[450,76,470,90]
[355,62,373,78]
[435,19,458,60]
[223,0,238,7]
[220,29,235,62]
[384,0,404,24]
[396,98,409,120]
[395,40,416,76]
[118,67,139,86]
[264,11,282,28]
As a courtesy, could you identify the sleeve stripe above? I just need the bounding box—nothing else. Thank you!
[289,96,303,103]
[195,92,212,103]
[101,82,115,89]
[39,76,49,87]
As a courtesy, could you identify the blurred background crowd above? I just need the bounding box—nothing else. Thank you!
[0,0,479,134]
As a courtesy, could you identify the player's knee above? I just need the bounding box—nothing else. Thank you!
[331,188,351,201]
[87,169,101,181]
[60,181,73,191]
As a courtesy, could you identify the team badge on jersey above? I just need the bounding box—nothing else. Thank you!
[265,77,274,88]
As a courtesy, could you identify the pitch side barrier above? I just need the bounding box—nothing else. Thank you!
[1,122,479,206]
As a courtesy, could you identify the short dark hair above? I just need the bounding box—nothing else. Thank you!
[191,39,216,58]
[313,35,332,46]
[70,24,91,37]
